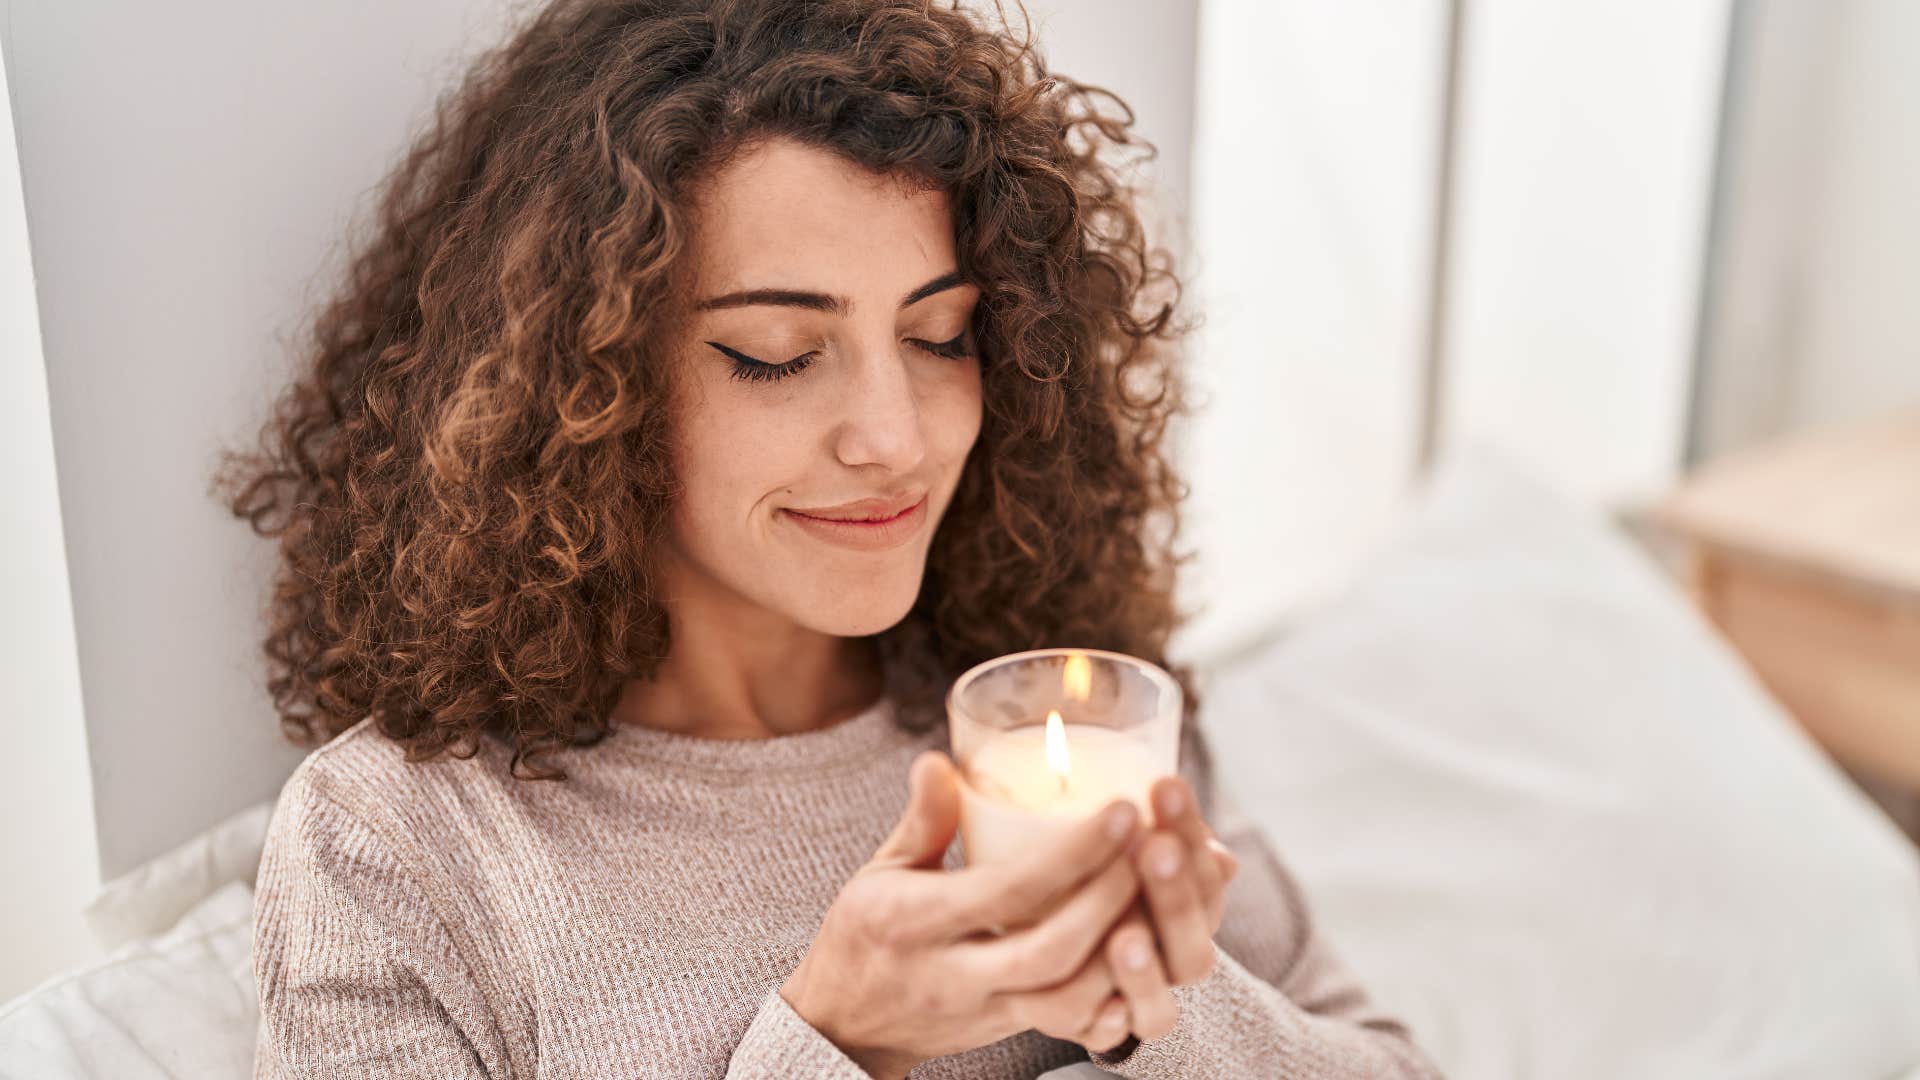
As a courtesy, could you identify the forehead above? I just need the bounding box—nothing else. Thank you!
[687,138,957,296]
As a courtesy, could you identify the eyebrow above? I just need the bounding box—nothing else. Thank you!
[694,270,968,316]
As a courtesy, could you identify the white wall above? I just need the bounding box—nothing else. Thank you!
[1172,0,1447,664]
[1439,0,1731,508]
[1692,0,1920,458]
[1173,0,1738,660]
[1686,0,1843,459]
[1780,0,1920,430]
[2,0,522,884]
[0,38,103,1001]
[1011,1,1197,247]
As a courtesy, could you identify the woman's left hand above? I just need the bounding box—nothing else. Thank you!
[1077,775,1239,1046]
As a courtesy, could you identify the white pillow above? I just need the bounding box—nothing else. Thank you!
[0,879,258,1078]
[83,799,272,951]
[1203,440,1920,1080]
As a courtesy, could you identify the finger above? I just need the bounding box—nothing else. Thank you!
[1137,830,1215,986]
[1209,837,1240,883]
[997,948,1117,1044]
[963,848,1142,992]
[871,752,962,870]
[947,797,1140,934]
[1076,995,1131,1054]
[1152,778,1221,883]
[1151,777,1228,932]
[1203,840,1239,929]
[1104,903,1179,1042]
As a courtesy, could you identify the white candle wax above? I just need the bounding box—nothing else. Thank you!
[957,722,1164,865]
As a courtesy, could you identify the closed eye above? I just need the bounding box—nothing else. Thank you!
[706,340,816,383]
[913,329,974,360]
[705,330,974,384]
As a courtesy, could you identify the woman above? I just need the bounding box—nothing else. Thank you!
[224,0,1443,1076]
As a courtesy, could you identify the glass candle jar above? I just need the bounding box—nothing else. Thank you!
[947,647,1183,865]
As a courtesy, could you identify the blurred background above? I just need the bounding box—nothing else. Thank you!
[3,0,1916,1004]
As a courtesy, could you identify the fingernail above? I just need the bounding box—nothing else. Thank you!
[1123,941,1152,971]
[1104,802,1136,840]
[1158,785,1185,818]
[1151,844,1181,879]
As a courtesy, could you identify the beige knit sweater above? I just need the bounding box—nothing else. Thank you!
[251,694,1443,1078]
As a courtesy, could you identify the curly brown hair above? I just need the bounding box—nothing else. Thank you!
[214,0,1208,784]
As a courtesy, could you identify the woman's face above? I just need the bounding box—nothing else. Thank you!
[666,137,984,637]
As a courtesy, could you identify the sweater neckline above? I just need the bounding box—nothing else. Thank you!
[601,693,908,775]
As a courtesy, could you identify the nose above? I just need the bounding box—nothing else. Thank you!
[832,341,929,474]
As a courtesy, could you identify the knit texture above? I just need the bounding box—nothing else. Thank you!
[251,695,1444,1078]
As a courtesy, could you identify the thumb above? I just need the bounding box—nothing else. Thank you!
[873,750,961,869]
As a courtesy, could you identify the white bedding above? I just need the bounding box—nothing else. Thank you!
[1198,441,1920,1079]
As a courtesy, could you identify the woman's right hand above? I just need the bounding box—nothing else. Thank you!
[779,749,1150,1079]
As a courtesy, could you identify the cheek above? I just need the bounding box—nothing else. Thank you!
[926,362,985,459]
[673,393,814,532]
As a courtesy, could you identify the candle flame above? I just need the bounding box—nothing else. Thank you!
[1062,652,1092,701]
[1044,709,1071,787]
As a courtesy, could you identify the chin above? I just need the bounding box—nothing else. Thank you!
[795,573,923,638]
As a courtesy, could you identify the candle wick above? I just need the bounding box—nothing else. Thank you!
[1057,773,1067,795]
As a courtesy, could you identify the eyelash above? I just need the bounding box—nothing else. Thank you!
[706,331,975,384]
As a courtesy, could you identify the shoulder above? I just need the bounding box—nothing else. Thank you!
[251,724,517,1038]
[264,716,512,858]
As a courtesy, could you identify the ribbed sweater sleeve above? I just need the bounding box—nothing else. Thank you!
[251,772,508,1078]
[725,985,874,1078]
[1086,771,1445,1079]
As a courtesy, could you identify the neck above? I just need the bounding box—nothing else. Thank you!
[610,556,885,741]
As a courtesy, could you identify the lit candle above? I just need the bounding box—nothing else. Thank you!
[948,648,1183,865]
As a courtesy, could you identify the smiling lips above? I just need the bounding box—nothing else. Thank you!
[788,490,925,520]
[781,491,929,551]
